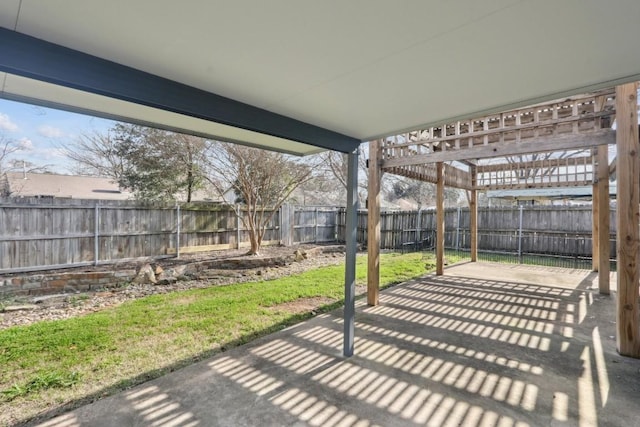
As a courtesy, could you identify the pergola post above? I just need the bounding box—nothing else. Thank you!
[470,166,478,262]
[592,149,599,272]
[593,98,605,274]
[367,140,381,306]
[615,82,640,358]
[343,147,359,357]
[596,147,610,294]
[436,162,445,275]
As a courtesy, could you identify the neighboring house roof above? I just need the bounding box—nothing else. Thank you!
[182,186,226,203]
[3,172,226,203]
[3,172,132,200]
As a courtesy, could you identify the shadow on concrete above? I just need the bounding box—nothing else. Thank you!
[29,264,640,426]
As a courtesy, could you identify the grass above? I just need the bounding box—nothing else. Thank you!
[2,372,82,402]
[0,252,439,425]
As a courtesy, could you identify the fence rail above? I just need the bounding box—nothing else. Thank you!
[0,200,615,273]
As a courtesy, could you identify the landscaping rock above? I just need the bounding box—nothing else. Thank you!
[156,276,178,286]
[156,267,186,285]
[133,264,157,285]
[303,247,323,258]
[2,304,38,312]
[294,249,307,262]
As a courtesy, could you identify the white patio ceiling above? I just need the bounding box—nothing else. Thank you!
[1,0,640,154]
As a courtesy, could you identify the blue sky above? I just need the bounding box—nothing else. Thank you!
[0,98,114,174]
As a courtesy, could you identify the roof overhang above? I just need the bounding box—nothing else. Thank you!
[1,1,640,155]
[0,28,359,155]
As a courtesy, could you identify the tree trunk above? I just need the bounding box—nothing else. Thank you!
[245,216,261,255]
[186,169,193,203]
[247,233,260,255]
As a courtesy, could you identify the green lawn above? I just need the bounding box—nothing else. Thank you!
[0,252,439,425]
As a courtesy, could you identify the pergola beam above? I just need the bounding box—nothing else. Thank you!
[383,130,615,167]
[477,155,593,173]
[382,162,473,190]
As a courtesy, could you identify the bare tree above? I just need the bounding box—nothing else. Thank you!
[0,134,50,175]
[323,151,348,189]
[205,142,316,255]
[315,149,370,205]
[62,130,125,178]
[506,150,588,182]
[0,135,21,174]
[321,150,369,192]
[389,178,435,209]
[387,175,463,208]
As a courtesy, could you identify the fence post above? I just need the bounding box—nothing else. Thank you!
[315,207,319,243]
[279,204,284,245]
[279,203,294,246]
[94,204,100,266]
[518,204,524,262]
[175,204,181,258]
[236,204,241,249]
[416,209,422,250]
[456,206,461,250]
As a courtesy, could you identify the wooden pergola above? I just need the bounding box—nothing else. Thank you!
[367,82,640,358]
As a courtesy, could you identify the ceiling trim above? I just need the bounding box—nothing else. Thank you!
[0,27,361,153]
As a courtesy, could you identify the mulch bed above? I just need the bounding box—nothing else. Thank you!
[0,244,348,330]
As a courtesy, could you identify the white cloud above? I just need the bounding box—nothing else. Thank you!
[18,137,33,150]
[38,125,64,138]
[44,147,66,159]
[0,113,18,132]
[27,145,67,160]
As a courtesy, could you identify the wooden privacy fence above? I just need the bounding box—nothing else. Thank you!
[0,200,616,274]
[0,200,340,274]
[338,205,616,260]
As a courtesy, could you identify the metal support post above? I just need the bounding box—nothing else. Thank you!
[344,147,359,357]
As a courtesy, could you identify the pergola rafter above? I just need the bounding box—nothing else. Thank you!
[383,163,474,190]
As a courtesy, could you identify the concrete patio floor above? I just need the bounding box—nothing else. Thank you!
[34,262,640,427]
